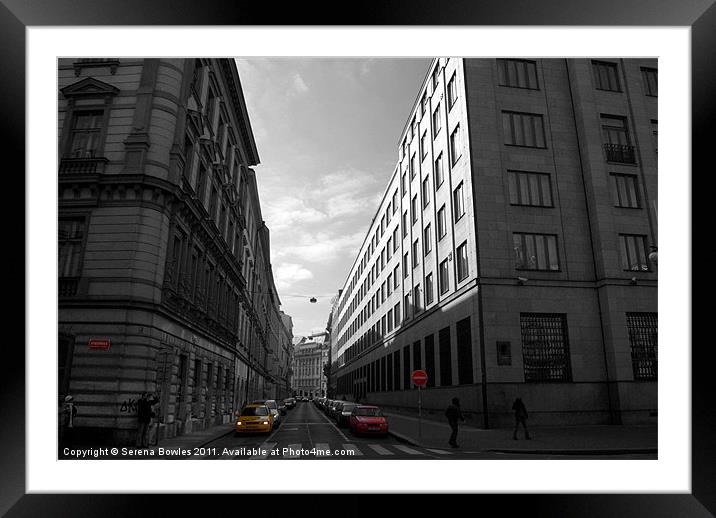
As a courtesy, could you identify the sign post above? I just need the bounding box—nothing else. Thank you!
[411,370,428,440]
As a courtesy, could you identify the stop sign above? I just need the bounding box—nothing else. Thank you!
[412,369,428,387]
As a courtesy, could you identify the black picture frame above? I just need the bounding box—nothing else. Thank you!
[4,0,707,515]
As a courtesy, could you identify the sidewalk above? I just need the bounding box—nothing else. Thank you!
[146,422,234,453]
[383,411,657,455]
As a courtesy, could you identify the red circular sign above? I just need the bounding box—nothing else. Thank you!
[412,370,428,386]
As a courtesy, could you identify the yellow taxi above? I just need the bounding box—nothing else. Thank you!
[235,404,273,435]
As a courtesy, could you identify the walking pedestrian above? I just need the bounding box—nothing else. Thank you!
[512,397,531,440]
[445,397,465,448]
[136,392,159,447]
[59,395,78,446]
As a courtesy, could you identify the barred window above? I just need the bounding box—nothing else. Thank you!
[503,111,546,148]
[619,234,650,271]
[520,313,571,382]
[592,60,621,92]
[508,170,553,207]
[497,59,539,89]
[641,67,658,96]
[513,233,559,271]
[627,312,657,380]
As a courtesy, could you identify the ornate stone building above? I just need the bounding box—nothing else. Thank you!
[57,58,289,444]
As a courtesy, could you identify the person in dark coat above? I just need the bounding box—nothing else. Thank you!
[445,397,465,448]
[512,397,531,440]
[136,392,159,447]
[59,395,78,446]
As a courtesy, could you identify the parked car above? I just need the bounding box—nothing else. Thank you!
[336,402,358,427]
[283,397,296,410]
[349,405,389,436]
[252,399,281,429]
[277,400,288,415]
[324,399,335,414]
[328,400,346,420]
[235,404,273,435]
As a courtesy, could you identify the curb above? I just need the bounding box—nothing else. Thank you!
[486,448,657,456]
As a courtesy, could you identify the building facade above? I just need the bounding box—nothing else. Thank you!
[291,333,329,398]
[58,58,290,445]
[330,58,657,427]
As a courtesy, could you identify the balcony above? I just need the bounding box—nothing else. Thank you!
[59,157,108,175]
[604,143,636,164]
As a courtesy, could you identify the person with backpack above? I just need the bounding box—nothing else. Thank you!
[136,392,159,447]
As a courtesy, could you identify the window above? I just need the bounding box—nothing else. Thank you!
[641,67,658,96]
[392,189,399,213]
[651,120,658,154]
[387,238,392,260]
[432,64,440,89]
[449,125,462,165]
[394,302,401,327]
[508,171,553,207]
[206,89,216,129]
[423,224,432,256]
[432,104,442,138]
[402,211,408,237]
[425,273,434,305]
[386,205,391,223]
[438,327,452,386]
[402,345,411,389]
[413,340,422,372]
[410,153,417,179]
[520,313,571,382]
[387,309,393,332]
[393,265,400,288]
[447,73,458,108]
[420,91,428,118]
[393,228,399,251]
[439,258,450,295]
[422,177,430,208]
[413,284,421,313]
[601,115,635,163]
[412,240,420,268]
[411,195,418,223]
[453,182,465,222]
[619,234,650,271]
[209,186,218,219]
[496,341,512,366]
[68,110,103,158]
[456,241,469,281]
[611,173,641,208]
[513,233,560,270]
[434,153,444,188]
[401,172,407,196]
[425,335,436,387]
[497,59,539,89]
[403,253,409,278]
[627,312,657,380]
[437,205,447,240]
[387,274,392,296]
[456,317,474,384]
[59,218,86,281]
[502,111,546,148]
[591,60,621,92]
[421,131,428,159]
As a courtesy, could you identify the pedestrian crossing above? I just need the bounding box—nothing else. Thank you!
[210,441,452,459]
[239,442,452,460]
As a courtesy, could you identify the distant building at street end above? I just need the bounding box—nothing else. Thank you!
[291,332,329,398]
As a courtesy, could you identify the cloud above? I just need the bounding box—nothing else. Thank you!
[274,230,366,265]
[290,73,309,95]
[261,194,329,233]
[274,262,314,290]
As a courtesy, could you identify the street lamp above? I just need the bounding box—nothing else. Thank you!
[648,246,658,268]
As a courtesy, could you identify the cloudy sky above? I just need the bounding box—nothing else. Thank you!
[235,58,431,338]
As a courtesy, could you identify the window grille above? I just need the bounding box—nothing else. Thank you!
[627,312,657,380]
[520,313,571,382]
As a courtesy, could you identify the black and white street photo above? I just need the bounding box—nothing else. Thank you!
[57,57,658,462]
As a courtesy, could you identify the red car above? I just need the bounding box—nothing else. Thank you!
[349,405,389,436]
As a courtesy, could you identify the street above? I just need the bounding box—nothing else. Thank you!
[198,402,655,460]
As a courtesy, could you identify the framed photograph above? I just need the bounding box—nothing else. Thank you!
[5,0,706,515]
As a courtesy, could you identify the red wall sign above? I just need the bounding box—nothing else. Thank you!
[89,338,111,351]
[411,369,428,387]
